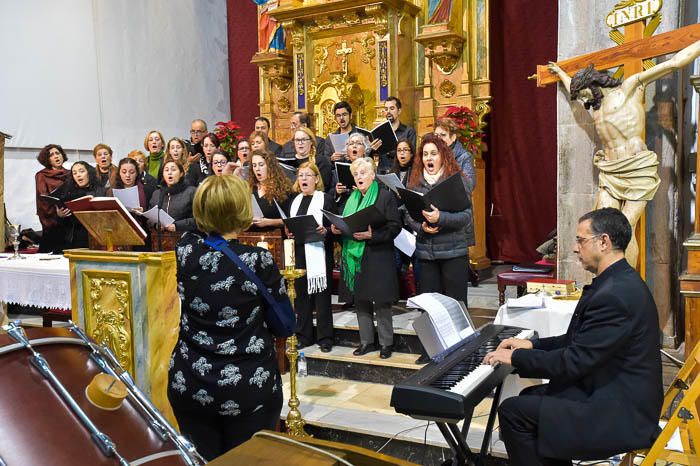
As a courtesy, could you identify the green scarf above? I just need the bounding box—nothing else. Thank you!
[341,180,379,291]
[147,151,164,179]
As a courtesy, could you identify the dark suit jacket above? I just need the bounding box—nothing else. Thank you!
[511,259,662,459]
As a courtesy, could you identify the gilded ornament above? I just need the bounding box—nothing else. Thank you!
[343,11,361,25]
[352,35,376,68]
[86,276,133,373]
[296,53,305,96]
[439,79,456,98]
[321,100,338,136]
[313,45,329,75]
[314,17,332,30]
[474,101,491,129]
[416,33,465,75]
[277,96,291,113]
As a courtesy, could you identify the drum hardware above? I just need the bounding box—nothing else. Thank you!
[68,322,206,466]
[3,321,129,465]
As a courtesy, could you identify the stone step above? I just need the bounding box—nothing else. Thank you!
[280,374,508,465]
[301,344,423,385]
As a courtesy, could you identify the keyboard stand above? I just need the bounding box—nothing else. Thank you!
[436,384,505,466]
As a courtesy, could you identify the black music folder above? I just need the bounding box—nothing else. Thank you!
[283,214,323,244]
[40,194,66,209]
[397,173,469,223]
[335,162,355,188]
[369,120,398,154]
[321,205,385,236]
[279,163,297,181]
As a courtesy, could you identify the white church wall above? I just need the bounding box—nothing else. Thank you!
[0,0,230,230]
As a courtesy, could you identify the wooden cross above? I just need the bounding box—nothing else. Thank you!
[534,22,700,88]
[533,19,700,276]
[335,40,353,75]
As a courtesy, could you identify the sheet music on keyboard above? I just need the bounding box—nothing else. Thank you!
[407,293,475,349]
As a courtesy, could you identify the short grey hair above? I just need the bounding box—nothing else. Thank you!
[350,157,376,176]
[346,133,371,153]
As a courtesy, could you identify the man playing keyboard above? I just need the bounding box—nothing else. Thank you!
[484,208,663,466]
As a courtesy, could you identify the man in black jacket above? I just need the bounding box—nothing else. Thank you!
[484,207,662,465]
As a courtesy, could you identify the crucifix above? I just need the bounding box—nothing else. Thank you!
[335,40,353,75]
[533,12,700,272]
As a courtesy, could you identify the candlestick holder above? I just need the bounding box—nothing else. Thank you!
[7,224,25,260]
[281,266,308,437]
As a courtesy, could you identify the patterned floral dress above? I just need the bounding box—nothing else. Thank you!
[167,232,285,420]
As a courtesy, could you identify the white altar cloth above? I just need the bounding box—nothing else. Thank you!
[494,295,579,401]
[0,253,70,310]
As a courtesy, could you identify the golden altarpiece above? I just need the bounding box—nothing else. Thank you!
[252,0,492,269]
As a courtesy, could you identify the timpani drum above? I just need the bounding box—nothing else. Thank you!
[0,327,200,465]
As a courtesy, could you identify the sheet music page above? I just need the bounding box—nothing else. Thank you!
[393,228,416,256]
[111,186,140,209]
[408,292,475,346]
[141,206,175,227]
[329,133,349,154]
[273,200,287,219]
[407,293,461,348]
[251,194,264,218]
[376,173,404,194]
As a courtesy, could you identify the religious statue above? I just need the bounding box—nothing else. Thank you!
[548,39,700,266]
[255,0,285,52]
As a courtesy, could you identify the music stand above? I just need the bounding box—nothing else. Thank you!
[74,210,146,251]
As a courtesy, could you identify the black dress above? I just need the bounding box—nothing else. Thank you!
[168,232,285,459]
[291,192,336,347]
[57,184,107,249]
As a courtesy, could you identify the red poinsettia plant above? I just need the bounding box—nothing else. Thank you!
[442,106,487,156]
[214,120,243,155]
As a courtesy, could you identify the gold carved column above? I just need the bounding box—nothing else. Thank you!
[65,249,180,426]
[415,0,491,269]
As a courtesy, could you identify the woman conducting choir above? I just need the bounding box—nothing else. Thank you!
[35,144,69,253]
[331,157,401,359]
[248,150,293,228]
[149,160,197,232]
[56,161,107,249]
[403,133,472,304]
[144,130,166,179]
[288,162,335,351]
[168,174,285,460]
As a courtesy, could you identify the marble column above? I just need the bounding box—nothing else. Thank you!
[556,0,681,341]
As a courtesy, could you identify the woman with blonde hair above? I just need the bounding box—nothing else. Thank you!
[288,162,336,351]
[330,157,401,359]
[168,174,286,460]
[248,150,293,228]
[291,126,332,192]
[144,130,166,179]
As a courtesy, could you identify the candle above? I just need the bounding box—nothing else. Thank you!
[284,238,295,268]
[257,241,269,250]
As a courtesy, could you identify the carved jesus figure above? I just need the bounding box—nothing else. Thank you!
[548,39,700,266]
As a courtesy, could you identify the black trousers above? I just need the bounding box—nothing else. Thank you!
[417,255,469,303]
[175,393,283,461]
[294,278,333,346]
[498,385,572,466]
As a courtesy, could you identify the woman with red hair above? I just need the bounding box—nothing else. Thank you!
[403,133,473,305]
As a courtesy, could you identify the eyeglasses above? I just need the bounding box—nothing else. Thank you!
[297,173,317,179]
[190,129,205,135]
[238,147,250,151]
[397,148,412,153]
[575,234,601,245]
[212,160,228,166]
[294,138,311,143]
[347,141,363,146]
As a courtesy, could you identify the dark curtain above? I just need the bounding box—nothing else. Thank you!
[227,0,259,136]
[487,0,558,262]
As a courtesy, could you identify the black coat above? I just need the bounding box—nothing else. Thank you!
[340,187,401,304]
[511,259,663,459]
[149,182,197,231]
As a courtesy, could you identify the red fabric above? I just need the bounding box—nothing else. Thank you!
[226,0,260,136]
[487,0,558,262]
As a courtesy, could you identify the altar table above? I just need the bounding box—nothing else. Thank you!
[493,295,578,401]
[0,253,70,310]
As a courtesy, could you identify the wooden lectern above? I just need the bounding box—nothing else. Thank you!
[65,202,179,425]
